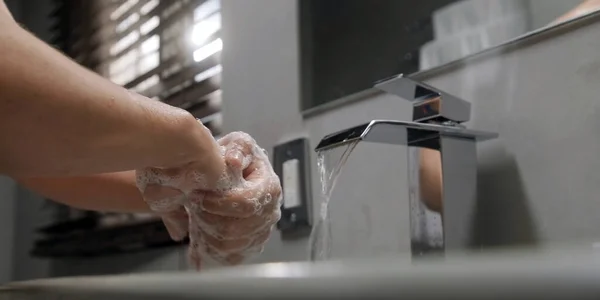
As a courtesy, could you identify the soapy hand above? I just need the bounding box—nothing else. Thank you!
[186,132,282,268]
[135,121,224,241]
[136,131,282,269]
[136,162,221,241]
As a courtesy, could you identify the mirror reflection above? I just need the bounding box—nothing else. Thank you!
[421,0,600,70]
[301,0,600,110]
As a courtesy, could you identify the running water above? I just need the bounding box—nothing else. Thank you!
[309,141,359,261]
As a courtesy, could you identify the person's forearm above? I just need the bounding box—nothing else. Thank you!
[0,1,12,22]
[419,148,442,213]
[554,0,600,24]
[18,171,149,213]
[0,16,221,177]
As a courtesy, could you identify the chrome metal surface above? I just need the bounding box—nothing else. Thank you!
[375,75,471,123]
[438,136,478,250]
[3,246,600,300]
[314,120,497,152]
[315,78,497,258]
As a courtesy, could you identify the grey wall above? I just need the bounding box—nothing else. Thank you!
[221,0,416,260]
[221,0,308,262]
[222,0,600,263]
[415,18,600,245]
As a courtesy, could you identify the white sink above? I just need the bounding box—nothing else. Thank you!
[2,246,600,299]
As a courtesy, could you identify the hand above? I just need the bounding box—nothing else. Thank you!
[135,123,225,241]
[186,132,282,268]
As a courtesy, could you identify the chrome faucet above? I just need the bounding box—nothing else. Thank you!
[315,74,498,257]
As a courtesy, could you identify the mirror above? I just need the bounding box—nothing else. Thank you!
[420,0,600,70]
[300,0,600,111]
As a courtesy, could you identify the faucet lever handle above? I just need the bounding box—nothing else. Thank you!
[374,74,471,124]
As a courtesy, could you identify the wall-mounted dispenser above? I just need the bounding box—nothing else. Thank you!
[273,137,312,238]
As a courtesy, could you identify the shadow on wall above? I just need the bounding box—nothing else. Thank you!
[471,151,539,248]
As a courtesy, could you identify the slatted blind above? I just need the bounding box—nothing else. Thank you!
[51,0,223,136]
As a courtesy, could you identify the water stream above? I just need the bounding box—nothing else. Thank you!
[309,141,359,261]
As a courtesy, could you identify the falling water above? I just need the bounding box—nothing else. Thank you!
[309,141,359,261]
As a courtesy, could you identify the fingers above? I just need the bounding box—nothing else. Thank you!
[221,133,255,175]
[188,227,273,268]
[201,228,253,251]
[196,214,276,253]
[224,144,253,171]
[219,132,269,173]
[188,237,204,270]
[161,206,189,241]
[218,131,255,148]
[201,191,261,218]
[203,228,271,258]
[208,131,281,218]
[162,216,188,241]
[195,209,281,239]
[187,202,278,269]
[201,170,281,217]
[202,187,278,218]
[139,184,189,241]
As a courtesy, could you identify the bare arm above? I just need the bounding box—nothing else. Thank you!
[554,0,600,24]
[419,148,443,212]
[0,7,223,179]
[18,172,149,213]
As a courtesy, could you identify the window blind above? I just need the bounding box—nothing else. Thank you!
[51,0,223,136]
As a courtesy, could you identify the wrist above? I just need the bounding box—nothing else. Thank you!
[179,114,225,186]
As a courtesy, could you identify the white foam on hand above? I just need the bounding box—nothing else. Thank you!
[186,132,282,268]
[135,131,282,269]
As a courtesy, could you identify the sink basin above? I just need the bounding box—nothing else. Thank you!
[2,247,600,299]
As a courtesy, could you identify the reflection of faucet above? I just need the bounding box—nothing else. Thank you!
[315,74,498,257]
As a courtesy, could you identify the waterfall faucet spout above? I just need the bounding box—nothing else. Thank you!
[315,74,498,257]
